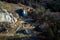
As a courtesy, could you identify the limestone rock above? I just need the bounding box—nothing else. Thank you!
[0,9,17,23]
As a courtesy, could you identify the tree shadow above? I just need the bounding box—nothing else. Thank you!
[15,9,23,17]
[1,0,19,4]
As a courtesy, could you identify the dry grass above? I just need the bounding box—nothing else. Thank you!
[1,2,20,11]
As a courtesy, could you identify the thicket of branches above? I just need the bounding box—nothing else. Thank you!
[28,9,60,40]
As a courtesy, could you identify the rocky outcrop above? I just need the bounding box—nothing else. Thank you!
[0,8,17,23]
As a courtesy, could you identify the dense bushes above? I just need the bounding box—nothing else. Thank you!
[28,9,60,40]
[46,0,60,12]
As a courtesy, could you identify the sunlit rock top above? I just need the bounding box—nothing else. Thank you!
[0,9,17,23]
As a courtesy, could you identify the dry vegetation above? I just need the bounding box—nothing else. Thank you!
[0,0,60,40]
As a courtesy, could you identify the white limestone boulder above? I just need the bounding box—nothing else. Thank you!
[0,9,17,23]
